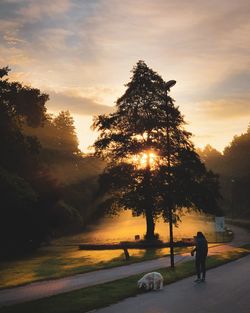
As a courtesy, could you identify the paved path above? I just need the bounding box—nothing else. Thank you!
[0,254,191,307]
[0,225,249,307]
[94,254,250,313]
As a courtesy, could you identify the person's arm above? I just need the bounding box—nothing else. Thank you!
[205,240,208,256]
[191,246,196,256]
[191,236,198,256]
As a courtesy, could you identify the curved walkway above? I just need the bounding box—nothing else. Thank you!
[95,254,250,313]
[0,224,249,307]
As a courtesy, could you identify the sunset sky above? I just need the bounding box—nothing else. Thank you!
[1,0,250,152]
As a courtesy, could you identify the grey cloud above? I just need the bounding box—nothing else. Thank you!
[15,0,72,21]
[0,1,22,20]
[178,68,250,104]
[47,90,114,116]
[212,71,250,96]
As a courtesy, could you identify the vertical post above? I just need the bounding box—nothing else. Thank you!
[231,179,235,219]
[169,205,174,268]
[166,95,174,269]
[123,248,130,261]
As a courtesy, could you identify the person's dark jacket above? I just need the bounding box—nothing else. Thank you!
[194,237,208,258]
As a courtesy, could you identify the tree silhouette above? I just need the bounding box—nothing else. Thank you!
[223,126,250,217]
[53,111,79,155]
[199,125,250,218]
[93,60,170,240]
[93,60,221,267]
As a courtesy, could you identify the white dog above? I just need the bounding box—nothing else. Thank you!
[137,272,163,291]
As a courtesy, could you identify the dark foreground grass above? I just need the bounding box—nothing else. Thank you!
[0,245,249,313]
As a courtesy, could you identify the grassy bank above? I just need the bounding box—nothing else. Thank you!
[1,245,249,313]
[0,245,192,289]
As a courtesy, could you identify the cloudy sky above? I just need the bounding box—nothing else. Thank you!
[1,0,250,152]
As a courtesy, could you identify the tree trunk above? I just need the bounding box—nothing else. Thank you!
[145,207,155,240]
[144,152,155,241]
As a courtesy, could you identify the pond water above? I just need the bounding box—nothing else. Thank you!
[60,209,216,244]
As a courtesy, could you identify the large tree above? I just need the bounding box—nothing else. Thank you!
[93,60,170,239]
[93,61,220,265]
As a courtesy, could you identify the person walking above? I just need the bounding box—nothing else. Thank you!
[191,231,208,282]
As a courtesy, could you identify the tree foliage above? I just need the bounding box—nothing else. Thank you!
[0,68,83,257]
[0,67,47,174]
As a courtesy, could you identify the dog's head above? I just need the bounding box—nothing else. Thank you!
[138,281,147,290]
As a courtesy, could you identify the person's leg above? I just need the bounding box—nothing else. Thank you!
[201,256,206,281]
[195,257,201,281]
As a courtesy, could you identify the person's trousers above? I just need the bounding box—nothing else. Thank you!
[195,255,206,279]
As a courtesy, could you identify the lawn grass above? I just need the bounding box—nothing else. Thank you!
[0,245,194,290]
[0,245,249,313]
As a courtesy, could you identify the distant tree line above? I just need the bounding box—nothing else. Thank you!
[0,67,104,258]
[197,126,250,218]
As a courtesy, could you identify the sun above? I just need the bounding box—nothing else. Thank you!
[131,150,158,169]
